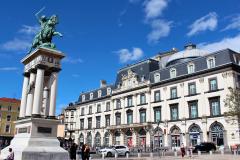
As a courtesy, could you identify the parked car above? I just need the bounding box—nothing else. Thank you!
[193,142,216,153]
[98,145,130,157]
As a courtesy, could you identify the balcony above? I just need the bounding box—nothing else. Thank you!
[106,122,152,130]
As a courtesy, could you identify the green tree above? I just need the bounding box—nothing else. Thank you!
[224,87,240,117]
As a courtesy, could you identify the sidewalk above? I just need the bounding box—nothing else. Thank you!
[92,154,240,160]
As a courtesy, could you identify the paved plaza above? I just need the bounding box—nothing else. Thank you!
[92,155,240,160]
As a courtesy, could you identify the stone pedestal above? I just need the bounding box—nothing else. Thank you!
[0,118,69,160]
[0,47,69,160]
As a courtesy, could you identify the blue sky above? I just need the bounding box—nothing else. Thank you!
[0,0,240,114]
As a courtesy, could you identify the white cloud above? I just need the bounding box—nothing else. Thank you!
[187,12,218,36]
[118,48,144,63]
[199,34,240,53]
[144,0,168,20]
[129,0,142,3]
[222,15,240,31]
[19,25,39,35]
[0,67,19,71]
[62,57,83,64]
[1,38,31,52]
[147,19,172,43]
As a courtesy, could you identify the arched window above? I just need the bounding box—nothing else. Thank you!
[87,132,92,147]
[187,62,195,74]
[79,133,84,145]
[104,132,110,147]
[210,122,224,146]
[95,132,101,147]
[170,68,177,78]
[154,73,160,83]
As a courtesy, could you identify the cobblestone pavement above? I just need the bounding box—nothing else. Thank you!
[91,155,240,160]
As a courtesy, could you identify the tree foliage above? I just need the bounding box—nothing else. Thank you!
[224,87,240,117]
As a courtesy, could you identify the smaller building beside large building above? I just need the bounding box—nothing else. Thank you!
[0,97,20,147]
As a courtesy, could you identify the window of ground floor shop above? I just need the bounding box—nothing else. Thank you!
[87,132,92,147]
[188,124,202,146]
[126,129,133,148]
[170,126,181,148]
[210,122,224,146]
[95,132,101,147]
[114,131,121,145]
[154,127,164,148]
[79,133,84,146]
[138,128,146,148]
[104,132,110,147]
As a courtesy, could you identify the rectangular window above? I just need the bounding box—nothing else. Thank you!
[140,94,146,104]
[154,90,161,102]
[170,104,178,120]
[96,116,101,128]
[209,97,221,116]
[209,78,218,91]
[88,118,92,129]
[127,96,133,107]
[139,110,146,123]
[97,104,101,113]
[81,108,84,116]
[89,106,92,114]
[154,107,161,122]
[188,101,198,118]
[116,114,121,125]
[188,82,196,95]
[105,115,110,127]
[80,119,84,130]
[106,102,110,111]
[116,99,121,109]
[170,87,177,99]
[127,112,133,124]
[7,115,11,121]
[8,106,11,111]
[71,111,74,116]
[5,125,10,133]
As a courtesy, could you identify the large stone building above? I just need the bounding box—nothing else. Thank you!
[64,44,240,150]
[0,97,20,147]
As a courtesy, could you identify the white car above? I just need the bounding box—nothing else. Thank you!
[99,145,130,157]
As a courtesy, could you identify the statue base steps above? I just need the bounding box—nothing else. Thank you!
[0,118,69,160]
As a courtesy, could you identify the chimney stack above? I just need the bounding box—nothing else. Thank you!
[100,80,107,88]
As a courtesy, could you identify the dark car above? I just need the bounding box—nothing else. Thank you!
[193,142,216,153]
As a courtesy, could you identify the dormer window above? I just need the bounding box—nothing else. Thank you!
[141,76,145,82]
[98,90,102,98]
[90,93,93,100]
[187,63,195,74]
[207,57,215,69]
[170,68,177,78]
[107,87,111,95]
[154,73,160,83]
[82,95,85,102]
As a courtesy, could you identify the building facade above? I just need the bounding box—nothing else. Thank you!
[0,98,20,147]
[64,44,240,150]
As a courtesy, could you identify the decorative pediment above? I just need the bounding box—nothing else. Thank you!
[120,69,139,89]
[121,69,137,81]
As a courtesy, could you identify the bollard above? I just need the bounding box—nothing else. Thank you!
[126,152,129,158]
[198,151,201,156]
[115,152,118,158]
[234,149,237,156]
[102,152,105,159]
[138,152,141,158]
[150,152,153,157]
[221,150,224,155]
[174,151,177,157]
[209,151,212,155]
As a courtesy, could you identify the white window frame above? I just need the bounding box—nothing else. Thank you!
[207,56,216,69]
[82,95,85,102]
[98,90,102,98]
[154,73,160,83]
[107,87,111,95]
[170,68,177,78]
[90,93,93,100]
[187,62,195,74]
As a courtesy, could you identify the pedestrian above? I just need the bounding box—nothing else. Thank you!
[84,144,90,160]
[6,148,14,160]
[180,143,185,158]
[81,144,86,160]
[70,143,77,160]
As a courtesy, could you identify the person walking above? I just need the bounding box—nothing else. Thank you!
[84,144,90,160]
[180,143,186,158]
[70,143,77,160]
[6,148,14,160]
[81,144,86,160]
